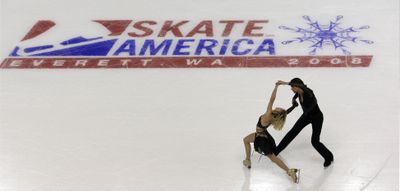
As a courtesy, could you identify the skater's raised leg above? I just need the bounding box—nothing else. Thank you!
[275,115,309,155]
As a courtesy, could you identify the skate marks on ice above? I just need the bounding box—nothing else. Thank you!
[241,154,395,191]
[286,167,333,191]
[241,167,251,191]
[241,164,290,190]
[241,165,334,191]
[240,160,323,191]
[350,154,394,191]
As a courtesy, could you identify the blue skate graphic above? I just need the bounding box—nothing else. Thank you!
[10,36,117,57]
[279,15,373,55]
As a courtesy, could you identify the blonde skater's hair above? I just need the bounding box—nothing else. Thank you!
[271,107,287,130]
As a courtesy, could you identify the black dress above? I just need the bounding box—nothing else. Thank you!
[254,116,276,155]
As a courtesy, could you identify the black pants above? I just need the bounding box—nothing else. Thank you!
[275,112,333,161]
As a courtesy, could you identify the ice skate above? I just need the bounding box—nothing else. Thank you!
[324,156,334,168]
[242,159,251,169]
[287,168,300,183]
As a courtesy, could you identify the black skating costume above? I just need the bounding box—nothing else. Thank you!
[274,81,334,164]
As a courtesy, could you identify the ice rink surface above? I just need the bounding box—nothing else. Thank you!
[0,0,399,190]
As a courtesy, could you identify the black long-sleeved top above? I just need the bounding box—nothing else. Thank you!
[292,85,322,116]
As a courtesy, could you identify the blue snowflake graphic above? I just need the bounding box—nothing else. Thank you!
[279,15,373,55]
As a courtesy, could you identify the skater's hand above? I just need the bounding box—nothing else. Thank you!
[276,80,286,86]
[292,99,299,107]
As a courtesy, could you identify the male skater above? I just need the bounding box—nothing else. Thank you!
[274,78,334,167]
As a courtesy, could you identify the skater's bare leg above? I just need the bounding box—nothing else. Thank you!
[242,133,256,168]
[266,154,289,172]
[267,154,299,183]
[243,133,256,160]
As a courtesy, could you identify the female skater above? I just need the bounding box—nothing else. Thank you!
[242,81,299,183]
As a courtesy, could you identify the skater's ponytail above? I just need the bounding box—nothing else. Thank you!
[271,108,287,130]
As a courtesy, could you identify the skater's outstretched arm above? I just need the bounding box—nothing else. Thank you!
[265,82,281,115]
[277,80,317,116]
[286,99,298,115]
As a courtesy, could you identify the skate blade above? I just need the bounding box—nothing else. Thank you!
[296,169,300,183]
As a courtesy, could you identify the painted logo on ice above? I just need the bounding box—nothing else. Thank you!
[279,15,374,55]
[0,18,373,69]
